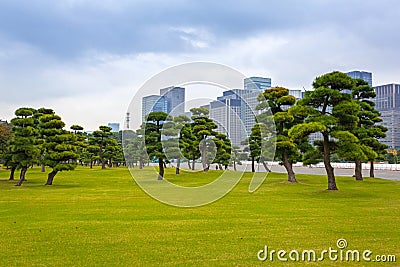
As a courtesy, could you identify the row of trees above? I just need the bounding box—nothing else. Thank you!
[0,71,389,191]
[0,108,124,186]
[250,71,387,190]
[123,107,232,180]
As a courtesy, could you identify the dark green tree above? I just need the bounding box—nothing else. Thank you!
[39,113,79,185]
[0,122,17,180]
[89,126,115,169]
[144,112,170,180]
[133,129,147,169]
[70,125,87,166]
[190,107,218,172]
[122,129,139,168]
[289,71,360,190]
[0,123,11,161]
[10,108,41,186]
[351,78,387,179]
[257,87,299,182]
[172,115,190,174]
[249,124,262,173]
[179,121,199,170]
[0,123,12,166]
[212,133,232,170]
[35,108,55,172]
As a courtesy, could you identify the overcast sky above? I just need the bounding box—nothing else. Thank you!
[0,0,399,130]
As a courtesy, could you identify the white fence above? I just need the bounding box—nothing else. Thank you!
[263,161,400,171]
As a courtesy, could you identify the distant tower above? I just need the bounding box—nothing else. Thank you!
[126,112,130,129]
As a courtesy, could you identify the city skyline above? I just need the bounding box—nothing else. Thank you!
[0,1,399,130]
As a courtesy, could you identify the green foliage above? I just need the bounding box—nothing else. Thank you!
[190,109,221,170]
[212,133,232,167]
[0,123,12,163]
[38,112,79,184]
[289,71,360,189]
[10,108,41,168]
[288,122,326,140]
[144,112,170,178]
[89,126,120,169]
[350,78,388,163]
[179,121,200,167]
[190,107,209,118]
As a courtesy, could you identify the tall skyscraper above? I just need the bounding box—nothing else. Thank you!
[141,95,168,122]
[346,71,373,86]
[160,86,185,116]
[244,77,272,91]
[374,83,400,148]
[209,98,244,146]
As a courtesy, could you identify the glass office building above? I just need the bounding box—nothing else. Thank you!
[160,86,185,116]
[346,71,373,86]
[244,77,272,91]
[141,95,168,122]
[374,83,400,148]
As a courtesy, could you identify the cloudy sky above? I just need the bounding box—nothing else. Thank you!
[0,0,399,130]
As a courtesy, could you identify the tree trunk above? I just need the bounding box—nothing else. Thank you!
[15,166,28,186]
[370,161,375,178]
[139,159,143,169]
[218,163,223,170]
[101,160,106,169]
[41,164,45,172]
[323,133,338,190]
[192,156,196,170]
[158,158,164,180]
[251,156,255,172]
[90,161,93,169]
[45,170,58,185]
[354,160,363,181]
[201,143,207,172]
[187,160,191,169]
[262,161,272,172]
[233,159,237,171]
[282,153,297,182]
[9,166,16,180]
[176,159,180,174]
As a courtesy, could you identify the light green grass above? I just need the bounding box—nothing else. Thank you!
[0,166,399,266]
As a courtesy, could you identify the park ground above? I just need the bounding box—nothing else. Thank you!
[0,166,399,266]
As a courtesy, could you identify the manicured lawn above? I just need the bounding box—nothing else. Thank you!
[0,166,399,266]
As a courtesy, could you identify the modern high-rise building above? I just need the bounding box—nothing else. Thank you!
[346,71,373,86]
[209,98,245,146]
[142,86,186,122]
[160,86,185,116]
[373,83,400,148]
[141,95,168,122]
[244,77,272,91]
[107,123,120,132]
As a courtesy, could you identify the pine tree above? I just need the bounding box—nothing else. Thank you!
[190,107,218,172]
[144,112,171,179]
[289,71,360,190]
[257,87,299,182]
[10,108,40,186]
[89,126,116,169]
[39,112,79,185]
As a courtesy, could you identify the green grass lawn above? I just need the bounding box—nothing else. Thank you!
[0,166,399,266]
